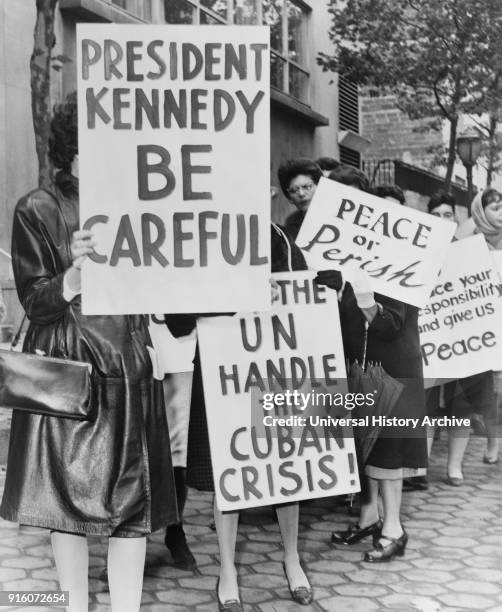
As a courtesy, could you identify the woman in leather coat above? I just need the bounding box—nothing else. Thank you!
[0,93,177,612]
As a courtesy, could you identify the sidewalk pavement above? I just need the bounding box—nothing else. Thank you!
[0,425,501,612]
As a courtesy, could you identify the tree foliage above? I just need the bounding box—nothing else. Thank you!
[31,0,58,188]
[319,0,502,188]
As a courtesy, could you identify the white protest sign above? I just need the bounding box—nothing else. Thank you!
[77,25,270,314]
[419,234,502,381]
[491,250,502,284]
[295,178,455,307]
[148,315,196,376]
[197,271,360,512]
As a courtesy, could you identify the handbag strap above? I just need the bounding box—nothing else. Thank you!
[272,223,293,272]
[361,320,369,371]
[11,314,27,350]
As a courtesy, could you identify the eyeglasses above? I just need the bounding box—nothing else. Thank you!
[432,211,455,220]
[287,182,315,196]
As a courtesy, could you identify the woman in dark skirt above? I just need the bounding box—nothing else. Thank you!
[0,94,177,612]
[317,165,427,562]
[330,278,427,560]
[167,224,313,610]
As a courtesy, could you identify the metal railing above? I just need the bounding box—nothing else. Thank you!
[362,159,396,186]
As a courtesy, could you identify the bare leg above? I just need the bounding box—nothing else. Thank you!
[484,392,500,462]
[359,475,380,528]
[426,425,435,457]
[447,426,470,478]
[214,498,240,603]
[275,503,309,589]
[379,479,403,540]
[107,536,146,612]
[51,532,89,612]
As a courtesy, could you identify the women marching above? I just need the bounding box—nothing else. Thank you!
[3,90,497,608]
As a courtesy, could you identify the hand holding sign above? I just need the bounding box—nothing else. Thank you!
[350,266,376,310]
[70,230,96,269]
[314,270,343,291]
[270,277,280,303]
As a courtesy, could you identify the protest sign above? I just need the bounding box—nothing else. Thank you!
[76,24,270,314]
[419,234,502,382]
[197,271,360,511]
[295,178,455,307]
[491,250,502,285]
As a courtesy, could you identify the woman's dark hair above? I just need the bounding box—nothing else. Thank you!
[427,191,456,214]
[481,187,501,209]
[49,91,78,172]
[278,159,323,197]
[315,157,341,173]
[375,184,405,205]
[328,165,372,194]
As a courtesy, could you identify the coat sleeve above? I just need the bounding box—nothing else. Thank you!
[12,196,70,325]
[164,314,197,338]
[164,312,235,338]
[368,293,407,341]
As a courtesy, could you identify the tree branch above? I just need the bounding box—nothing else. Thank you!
[433,77,451,120]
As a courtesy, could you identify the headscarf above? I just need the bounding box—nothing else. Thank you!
[471,191,502,250]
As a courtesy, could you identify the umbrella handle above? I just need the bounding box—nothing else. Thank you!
[362,321,369,371]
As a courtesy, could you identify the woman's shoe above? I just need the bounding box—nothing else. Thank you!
[216,578,243,612]
[282,562,313,605]
[164,525,197,570]
[471,413,487,436]
[446,475,463,486]
[331,519,382,545]
[364,530,408,563]
[402,476,428,491]
[483,453,499,465]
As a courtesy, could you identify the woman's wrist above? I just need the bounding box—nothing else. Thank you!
[63,265,82,301]
[361,303,378,323]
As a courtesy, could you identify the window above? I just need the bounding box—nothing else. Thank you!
[111,0,152,21]
[164,0,227,23]
[234,0,260,24]
[264,0,310,103]
[164,0,261,24]
[165,0,196,22]
[163,0,310,103]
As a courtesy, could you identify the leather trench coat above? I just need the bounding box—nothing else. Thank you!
[0,173,177,536]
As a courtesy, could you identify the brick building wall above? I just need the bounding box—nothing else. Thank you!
[361,93,442,169]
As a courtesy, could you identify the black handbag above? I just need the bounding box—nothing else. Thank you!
[0,314,93,420]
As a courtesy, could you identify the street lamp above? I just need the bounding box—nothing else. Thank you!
[456,129,482,212]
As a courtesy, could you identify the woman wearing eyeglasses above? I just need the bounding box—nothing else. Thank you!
[279,159,324,239]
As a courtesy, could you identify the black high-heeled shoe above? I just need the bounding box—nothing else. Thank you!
[216,577,243,612]
[282,562,313,605]
[331,519,382,546]
[364,530,408,563]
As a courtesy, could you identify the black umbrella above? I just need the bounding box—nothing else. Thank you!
[348,360,404,466]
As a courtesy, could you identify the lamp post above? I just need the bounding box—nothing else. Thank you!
[456,129,482,214]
